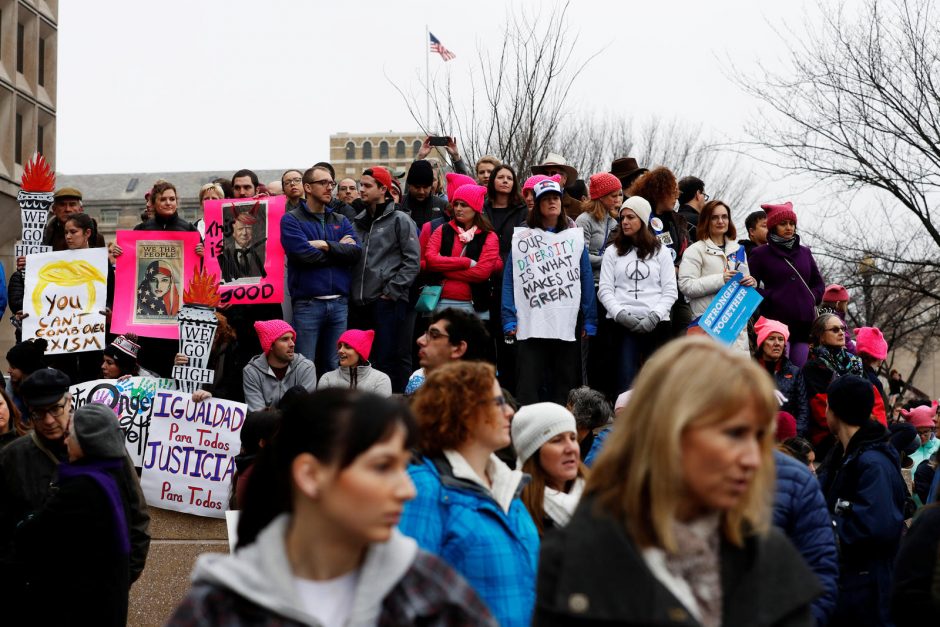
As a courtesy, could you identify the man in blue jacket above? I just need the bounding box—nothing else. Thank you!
[279,165,361,376]
[817,375,908,627]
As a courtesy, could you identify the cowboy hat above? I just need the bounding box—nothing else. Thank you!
[610,157,647,181]
[531,152,578,182]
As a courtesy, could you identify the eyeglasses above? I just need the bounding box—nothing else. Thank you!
[484,396,508,408]
[825,326,846,334]
[309,179,336,188]
[709,214,729,222]
[284,177,303,186]
[30,401,68,422]
[424,328,450,340]
[702,191,710,201]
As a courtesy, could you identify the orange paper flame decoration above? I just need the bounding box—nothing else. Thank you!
[20,153,55,192]
[183,265,222,307]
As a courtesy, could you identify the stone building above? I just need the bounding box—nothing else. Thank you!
[329,131,446,178]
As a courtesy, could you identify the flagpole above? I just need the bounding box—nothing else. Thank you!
[425,25,430,129]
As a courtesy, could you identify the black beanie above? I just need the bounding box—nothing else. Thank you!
[406,160,434,186]
[827,375,875,426]
[6,339,48,374]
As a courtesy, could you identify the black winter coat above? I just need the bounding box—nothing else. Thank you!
[891,504,940,625]
[761,357,810,436]
[817,420,908,626]
[535,497,820,626]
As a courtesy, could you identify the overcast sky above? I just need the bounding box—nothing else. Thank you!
[57,0,814,174]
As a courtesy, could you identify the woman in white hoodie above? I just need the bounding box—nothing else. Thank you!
[678,200,756,355]
[317,329,392,396]
[168,388,495,627]
[512,402,588,537]
[597,196,678,394]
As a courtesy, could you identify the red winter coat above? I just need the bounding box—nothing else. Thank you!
[425,223,503,302]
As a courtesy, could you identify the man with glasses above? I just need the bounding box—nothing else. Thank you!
[281,169,304,212]
[348,166,420,392]
[279,165,361,376]
[405,308,492,394]
[0,369,151,601]
[677,176,708,242]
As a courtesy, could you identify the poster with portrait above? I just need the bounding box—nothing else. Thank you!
[22,248,109,354]
[202,196,285,305]
[112,230,202,339]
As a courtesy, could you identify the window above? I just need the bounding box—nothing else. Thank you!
[126,177,139,193]
[99,210,118,226]
[362,141,372,160]
[16,23,24,74]
[38,38,45,86]
[412,140,422,157]
[15,113,22,165]
[379,140,389,159]
[37,123,43,155]
[345,141,355,160]
[396,140,406,158]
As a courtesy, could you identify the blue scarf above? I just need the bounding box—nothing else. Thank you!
[58,458,130,556]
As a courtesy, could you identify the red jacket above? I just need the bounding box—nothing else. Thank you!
[424,223,503,302]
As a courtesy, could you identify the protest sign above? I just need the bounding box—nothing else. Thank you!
[22,248,109,354]
[15,153,54,257]
[112,230,201,339]
[71,377,176,466]
[173,267,222,393]
[510,227,584,341]
[202,196,285,305]
[699,272,764,345]
[140,390,246,518]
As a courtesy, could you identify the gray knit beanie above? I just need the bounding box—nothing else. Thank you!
[74,403,126,459]
[511,402,577,467]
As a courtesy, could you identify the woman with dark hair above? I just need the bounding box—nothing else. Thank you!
[485,164,525,212]
[779,436,817,474]
[101,335,159,379]
[0,386,26,450]
[534,338,819,626]
[748,201,824,367]
[230,408,281,509]
[679,200,756,354]
[424,183,502,318]
[400,361,537,627]
[801,313,864,458]
[512,403,589,537]
[170,389,495,626]
[597,196,677,393]
[502,179,597,404]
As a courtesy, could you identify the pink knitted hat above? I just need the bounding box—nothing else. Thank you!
[901,405,937,429]
[754,316,790,348]
[854,326,888,360]
[338,329,375,361]
[589,172,621,200]
[452,184,487,213]
[522,173,561,194]
[823,284,849,302]
[254,320,296,354]
[761,201,797,231]
[446,172,476,203]
[776,411,797,442]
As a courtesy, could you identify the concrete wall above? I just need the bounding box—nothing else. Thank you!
[128,507,228,627]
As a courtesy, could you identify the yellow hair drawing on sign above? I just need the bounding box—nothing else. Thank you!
[31,260,107,314]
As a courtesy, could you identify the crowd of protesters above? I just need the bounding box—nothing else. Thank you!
[0,138,939,625]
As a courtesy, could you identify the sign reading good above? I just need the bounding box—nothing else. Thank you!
[510,227,584,341]
[23,248,109,354]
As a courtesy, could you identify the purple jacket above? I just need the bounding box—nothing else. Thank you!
[748,238,824,341]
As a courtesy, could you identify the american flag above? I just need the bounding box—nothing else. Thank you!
[429,32,456,61]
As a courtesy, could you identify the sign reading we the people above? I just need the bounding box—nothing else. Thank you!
[112,230,201,340]
[202,196,286,305]
[511,227,584,341]
[22,248,109,354]
[140,390,247,518]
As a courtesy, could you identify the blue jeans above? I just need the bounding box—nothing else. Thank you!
[292,297,348,377]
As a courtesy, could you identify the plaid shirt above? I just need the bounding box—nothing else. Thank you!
[399,455,541,627]
[167,550,496,627]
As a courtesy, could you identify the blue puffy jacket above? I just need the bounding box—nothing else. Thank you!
[398,455,540,627]
[773,451,839,625]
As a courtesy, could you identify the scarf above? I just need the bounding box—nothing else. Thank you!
[810,345,864,376]
[662,514,723,627]
[58,458,130,556]
[456,225,478,244]
[768,232,797,250]
[543,477,584,527]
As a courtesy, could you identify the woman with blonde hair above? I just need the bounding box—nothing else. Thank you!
[534,337,820,626]
[399,360,539,627]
